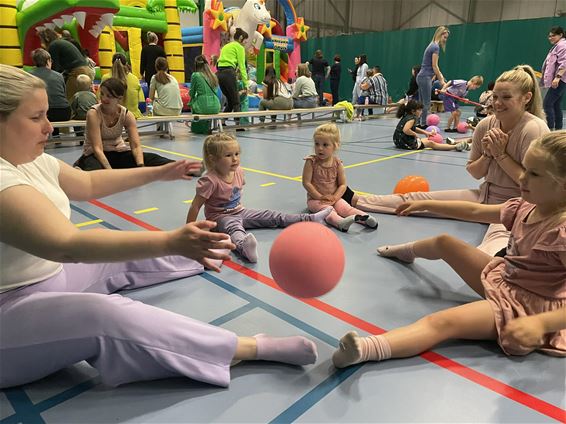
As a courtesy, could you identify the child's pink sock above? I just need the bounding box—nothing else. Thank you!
[377,242,416,263]
[254,334,318,365]
[332,331,392,368]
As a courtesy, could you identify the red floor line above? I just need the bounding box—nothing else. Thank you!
[88,199,566,423]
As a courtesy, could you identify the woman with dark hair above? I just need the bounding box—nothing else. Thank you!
[351,54,368,104]
[100,53,144,118]
[189,55,221,134]
[541,26,566,130]
[149,57,183,117]
[330,54,341,105]
[258,65,293,122]
[74,78,173,170]
[216,28,249,125]
[307,49,329,105]
[37,28,92,101]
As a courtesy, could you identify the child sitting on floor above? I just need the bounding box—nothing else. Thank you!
[394,100,470,152]
[333,131,566,368]
[302,123,379,232]
[186,133,332,263]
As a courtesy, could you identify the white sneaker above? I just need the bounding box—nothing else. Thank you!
[455,141,470,152]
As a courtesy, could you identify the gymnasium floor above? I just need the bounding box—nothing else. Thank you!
[1,109,565,423]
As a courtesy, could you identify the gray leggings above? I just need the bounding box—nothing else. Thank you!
[216,208,311,254]
[416,74,432,126]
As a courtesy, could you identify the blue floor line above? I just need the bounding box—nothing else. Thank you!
[201,272,338,348]
[209,303,256,326]
[1,388,46,424]
[70,204,120,230]
[269,365,363,424]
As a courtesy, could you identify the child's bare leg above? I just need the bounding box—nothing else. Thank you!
[447,113,454,129]
[456,110,462,126]
[333,300,497,367]
[422,139,457,151]
[378,234,492,296]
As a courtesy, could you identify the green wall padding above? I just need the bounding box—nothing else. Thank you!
[302,17,565,108]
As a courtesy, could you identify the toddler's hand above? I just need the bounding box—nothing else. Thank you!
[502,315,546,349]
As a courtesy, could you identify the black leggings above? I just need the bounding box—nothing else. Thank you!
[74,151,174,171]
[217,67,240,114]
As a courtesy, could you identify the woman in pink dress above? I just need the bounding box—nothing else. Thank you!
[333,131,566,368]
[354,65,549,256]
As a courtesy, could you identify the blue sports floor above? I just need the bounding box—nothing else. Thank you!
[1,108,565,423]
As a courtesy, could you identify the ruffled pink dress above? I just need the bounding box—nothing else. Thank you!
[481,198,566,356]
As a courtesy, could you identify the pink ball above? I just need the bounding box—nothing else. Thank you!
[269,222,345,298]
[457,122,469,133]
[426,125,440,134]
[428,133,444,143]
[426,114,440,126]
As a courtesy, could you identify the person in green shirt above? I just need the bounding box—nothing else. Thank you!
[216,28,249,126]
[189,55,221,134]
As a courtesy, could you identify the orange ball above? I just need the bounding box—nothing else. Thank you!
[393,175,430,194]
[269,222,345,298]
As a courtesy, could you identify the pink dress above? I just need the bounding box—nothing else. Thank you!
[481,198,566,356]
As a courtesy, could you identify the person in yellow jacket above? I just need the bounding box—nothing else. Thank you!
[99,53,144,119]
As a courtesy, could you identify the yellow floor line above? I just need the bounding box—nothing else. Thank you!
[141,145,202,161]
[343,149,430,169]
[75,219,103,228]
[134,207,159,214]
[260,182,276,187]
[183,199,193,204]
[142,145,428,192]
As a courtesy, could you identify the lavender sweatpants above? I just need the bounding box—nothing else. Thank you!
[216,208,312,254]
[356,188,508,256]
[0,256,237,389]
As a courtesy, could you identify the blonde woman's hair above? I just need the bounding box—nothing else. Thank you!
[531,130,566,183]
[470,75,484,86]
[297,63,311,78]
[0,64,45,120]
[496,64,544,120]
[202,133,239,171]
[432,26,449,51]
[313,123,341,150]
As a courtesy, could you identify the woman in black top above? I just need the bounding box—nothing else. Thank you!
[330,54,341,105]
[140,31,167,84]
[308,50,329,106]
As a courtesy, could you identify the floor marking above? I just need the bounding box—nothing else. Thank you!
[134,207,159,215]
[83,199,566,423]
[141,145,429,181]
[74,219,103,228]
[260,182,276,187]
[343,149,429,169]
[183,199,193,204]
